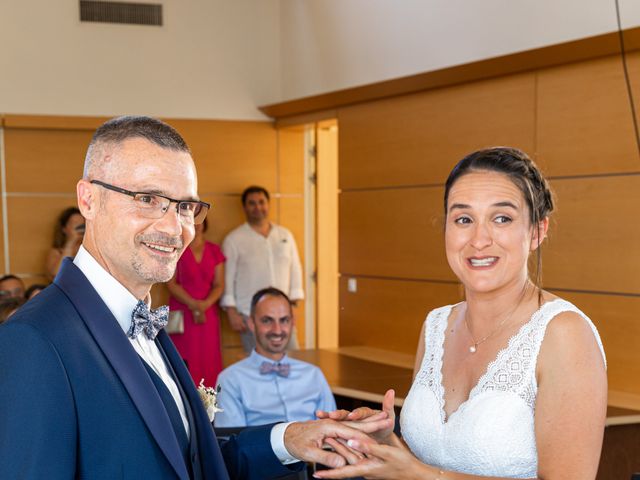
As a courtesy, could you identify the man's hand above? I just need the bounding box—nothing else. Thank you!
[226,308,247,333]
[283,417,393,468]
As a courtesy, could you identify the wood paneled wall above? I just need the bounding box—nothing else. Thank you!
[337,53,640,402]
[0,115,306,357]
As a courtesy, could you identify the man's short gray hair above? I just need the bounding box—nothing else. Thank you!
[83,116,190,179]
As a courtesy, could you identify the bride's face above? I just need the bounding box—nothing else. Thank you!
[444,170,541,296]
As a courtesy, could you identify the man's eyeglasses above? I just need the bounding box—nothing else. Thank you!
[90,180,210,225]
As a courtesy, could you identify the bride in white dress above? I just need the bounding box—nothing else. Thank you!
[315,147,607,479]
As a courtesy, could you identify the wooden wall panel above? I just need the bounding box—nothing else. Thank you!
[339,276,462,355]
[199,194,245,245]
[339,73,536,190]
[277,127,305,194]
[543,176,640,294]
[278,196,305,264]
[336,51,640,400]
[555,291,640,396]
[4,129,90,192]
[166,119,278,195]
[7,196,78,276]
[278,196,306,345]
[339,187,453,281]
[536,55,640,177]
[0,199,5,273]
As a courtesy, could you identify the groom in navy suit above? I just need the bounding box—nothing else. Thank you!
[0,116,388,479]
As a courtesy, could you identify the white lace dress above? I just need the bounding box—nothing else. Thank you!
[400,299,606,478]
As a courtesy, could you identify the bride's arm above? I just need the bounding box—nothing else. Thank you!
[534,311,607,479]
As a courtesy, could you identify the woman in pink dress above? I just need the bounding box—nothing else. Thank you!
[168,218,225,386]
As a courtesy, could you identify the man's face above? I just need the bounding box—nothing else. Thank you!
[243,192,269,223]
[0,278,25,300]
[249,295,293,360]
[84,138,197,298]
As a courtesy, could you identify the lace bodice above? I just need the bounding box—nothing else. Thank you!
[400,299,605,478]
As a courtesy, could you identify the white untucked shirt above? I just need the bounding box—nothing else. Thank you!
[221,223,304,316]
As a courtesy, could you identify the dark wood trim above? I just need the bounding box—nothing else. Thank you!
[261,27,640,120]
[274,109,337,128]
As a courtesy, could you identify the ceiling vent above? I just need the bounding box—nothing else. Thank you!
[80,1,163,26]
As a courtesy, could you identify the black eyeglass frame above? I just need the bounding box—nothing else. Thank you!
[90,180,210,225]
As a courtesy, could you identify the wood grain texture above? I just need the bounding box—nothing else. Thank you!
[317,123,340,348]
[555,290,640,396]
[165,118,278,194]
[536,54,640,177]
[4,128,90,193]
[597,423,640,480]
[3,114,109,130]
[278,196,306,344]
[289,348,414,400]
[339,276,462,355]
[338,73,536,189]
[339,187,453,281]
[543,175,640,294]
[277,127,305,194]
[6,196,78,275]
[198,194,245,245]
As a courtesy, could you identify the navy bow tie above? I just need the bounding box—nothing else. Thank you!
[128,300,169,340]
[259,361,290,378]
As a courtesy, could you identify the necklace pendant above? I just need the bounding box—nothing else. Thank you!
[469,345,477,354]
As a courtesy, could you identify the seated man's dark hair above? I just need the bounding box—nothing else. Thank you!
[250,287,291,318]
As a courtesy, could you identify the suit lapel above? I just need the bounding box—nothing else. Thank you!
[54,259,190,480]
[157,331,230,480]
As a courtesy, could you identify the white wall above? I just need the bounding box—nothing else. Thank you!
[0,0,280,120]
[4,1,640,117]
[278,0,640,102]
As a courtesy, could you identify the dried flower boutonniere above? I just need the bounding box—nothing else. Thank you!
[197,379,223,422]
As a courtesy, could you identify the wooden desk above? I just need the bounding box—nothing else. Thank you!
[289,348,413,407]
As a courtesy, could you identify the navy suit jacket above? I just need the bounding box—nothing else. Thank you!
[0,260,300,479]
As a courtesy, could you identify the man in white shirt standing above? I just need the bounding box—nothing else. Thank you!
[221,186,304,352]
[0,116,390,480]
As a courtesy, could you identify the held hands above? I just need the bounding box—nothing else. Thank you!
[186,299,208,324]
[308,390,432,479]
[316,389,396,444]
[312,436,430,480]
[283,416,393,469]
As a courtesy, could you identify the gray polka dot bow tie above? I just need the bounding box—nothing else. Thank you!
[128,300,169,340]
[259,361,290,377]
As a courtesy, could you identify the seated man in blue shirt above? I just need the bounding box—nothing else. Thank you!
[215,287,336,427]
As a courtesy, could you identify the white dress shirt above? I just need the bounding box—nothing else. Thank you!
[73,246,297,463]
[74,246,190,437]
[221,223,304,316]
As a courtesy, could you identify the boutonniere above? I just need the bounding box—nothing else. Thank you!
[198,379,223,422]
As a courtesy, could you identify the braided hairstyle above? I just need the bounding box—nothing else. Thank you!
[443,147,554,297]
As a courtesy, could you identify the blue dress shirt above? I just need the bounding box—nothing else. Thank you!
[215,350,336,427]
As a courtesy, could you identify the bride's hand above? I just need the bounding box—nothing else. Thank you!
[316,390,396,444]
[313,436,432,480]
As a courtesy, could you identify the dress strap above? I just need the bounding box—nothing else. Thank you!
[473,298,606,408]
